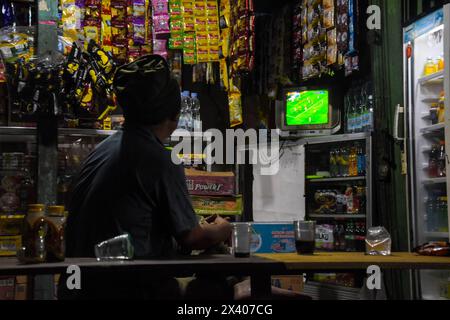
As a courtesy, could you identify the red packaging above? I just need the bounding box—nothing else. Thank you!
[185,169,235,196]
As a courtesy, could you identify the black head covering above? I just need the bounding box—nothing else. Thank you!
[113,55,181,125]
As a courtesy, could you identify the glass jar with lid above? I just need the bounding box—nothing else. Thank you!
[17,204,47,263]
[45,205,66,262]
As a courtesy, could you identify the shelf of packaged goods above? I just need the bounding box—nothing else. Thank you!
[422,177,447,185]
[307,176,366,183]
[420,123,445,135]
[424,232,449,239]
[308,214,366,219]
[419,70,444,86]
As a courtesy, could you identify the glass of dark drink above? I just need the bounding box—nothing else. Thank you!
[232,222,252,258]
[294,221,316,255]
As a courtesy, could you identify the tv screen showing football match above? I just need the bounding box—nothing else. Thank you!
[285,90,329,126]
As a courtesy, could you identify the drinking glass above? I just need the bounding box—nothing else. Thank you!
[94,234,134,261]
[294,221,316,255]
[232,223,252,258]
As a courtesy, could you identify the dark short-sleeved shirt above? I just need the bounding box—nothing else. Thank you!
[65,124,199,259]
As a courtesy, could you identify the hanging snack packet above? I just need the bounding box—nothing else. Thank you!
[133,0,146,18]
[170,17,184,36]
[219,58,229,91]
[197,47,209,63]
[153,0,168,15]
[195,16,207,32]
[194,1,206,17]
[169,0,183,17]
[169,36,183,49]
[228,89,242,127]
[154,14,170,34]
[61,0,79,41]
[133,18,146,45]
[184,16,195,32]
[183,48,196,64]
[111,0,127,22]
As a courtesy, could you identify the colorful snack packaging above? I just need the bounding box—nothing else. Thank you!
[220,27,230,58]
[183,33,196,48]
[196,32,209,48]
[61,0,79,41]
[183,48,196,64]
[219,58,228,90]
[228,89,243,127]
[207,16,219,32]
[153,14,170,33]
[184,16,195,32]
[169,36,183,49]
[153,39,167,52]
[153,0,168,15]
[133,0,146,18]
[194,1,206,17]
[208,32,220,47]
[111,21,128,43]
[208,47,219,61]
[169,0,183,17]
[133,18,146,45]
[111,0,128,22]
[196,47,209,63]
[170,17,184,35]
[195,16,207,32]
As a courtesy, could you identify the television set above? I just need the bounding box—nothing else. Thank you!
[276,87,340,136]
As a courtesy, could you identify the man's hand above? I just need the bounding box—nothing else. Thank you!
[180,215,232,251]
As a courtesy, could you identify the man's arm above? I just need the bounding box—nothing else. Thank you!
[178,216,232,250]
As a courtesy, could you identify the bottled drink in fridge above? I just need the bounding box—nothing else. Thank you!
[349,146,358,177]
[340,147,349,177]
[437,141,446,177]
[357,145,366,176]
[354,95,362,133]
[345,222,356,252]
[438,197,449,232]
[335,148,342,177]
[191,93,201,132]
[367,93,374,132]
[429,144,439,178]
[330,149,338,177]
[426,196,438,232]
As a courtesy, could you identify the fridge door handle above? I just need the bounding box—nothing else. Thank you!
[394,104,405,142]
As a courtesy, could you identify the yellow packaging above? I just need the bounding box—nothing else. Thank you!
[61,0,78,41]
[0,236,22,256]
[220,28,230,58]
[196,32,209,47]
[206,1,218,16]
[196,47,209,63]
[183,49,196,64]
[0,215,25,236]
[101,15,112,47]
[183,33,196,49]
[228,89,243,127]
[208,31,220,47]
[207,16,219,32]
[184,16,195,32]
[195,16,207,32]
[84,25,100,49]
[219,59,229,91]
[194,1,206,17]
[208,47,219,61]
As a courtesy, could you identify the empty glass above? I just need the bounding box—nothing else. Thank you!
[365,227,392,256]
[294,221,316,255]
[94,234,134,261]
[232,223,252,258]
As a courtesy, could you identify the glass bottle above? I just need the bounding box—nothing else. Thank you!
[45,205,67,262]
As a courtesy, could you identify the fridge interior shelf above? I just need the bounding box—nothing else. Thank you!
[422,177,447,185]
[424,232,449,239]
[308,214,366,219]
[418,70,445,86]
[420,123,445,135]
[307,176,366,183]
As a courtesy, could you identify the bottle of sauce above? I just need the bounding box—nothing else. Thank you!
[45,206,67,262]
[18,204,48,263]
[438,91,445,124]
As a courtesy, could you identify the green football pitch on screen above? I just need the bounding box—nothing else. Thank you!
[286,90,329,126]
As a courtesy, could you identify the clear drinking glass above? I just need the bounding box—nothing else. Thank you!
[294,221,316,255]
[94,234,134,261]
[365,227,392,256]
[232,223,252,258]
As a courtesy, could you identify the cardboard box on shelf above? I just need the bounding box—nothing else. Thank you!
[191,195,242,216]
[0,277,15,300]
[271,275,304,293]
[185,168,235,196]
[0,215,25,235]
[251,223,296,254]
[14,282,27,300]
[0,235,22,256]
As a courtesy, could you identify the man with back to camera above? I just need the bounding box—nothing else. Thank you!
[57,55,233,299]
